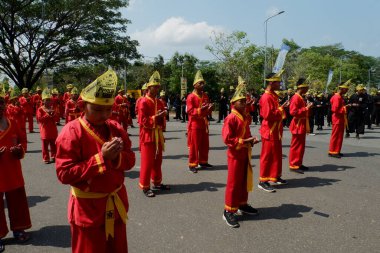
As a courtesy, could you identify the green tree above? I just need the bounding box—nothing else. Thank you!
[0,0,140,90]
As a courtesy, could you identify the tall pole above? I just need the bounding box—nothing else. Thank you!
[263,11,285,86]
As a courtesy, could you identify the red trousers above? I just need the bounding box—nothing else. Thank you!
[329,124,345,154]
[225,154,248,213]
[259,138,282,182]
[289,134,306,169]
[42,139,57,162]
[26,113,33,132]
[0,187,32,238]
[71,219,127,253]
[139,143,162,190]
[188,128,209,167]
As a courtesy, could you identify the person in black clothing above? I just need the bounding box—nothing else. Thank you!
[373,90,380,126]
[347,84,368,139]
[283,88,294,127]
[173,94,182,120]
[181,93,189,123]
[314,93,326,130]
[365,89,374,129]
[326,92,333,127]
[306,92,315,135]
[217,88,228,123]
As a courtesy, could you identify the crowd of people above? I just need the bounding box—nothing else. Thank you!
[1,68,379,252]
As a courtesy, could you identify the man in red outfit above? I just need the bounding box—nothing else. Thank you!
[288,78,314,174]
[222,77,259,228]
[55,70,136,253]
[135,84,147,124]
[65,87,81,123]
[32,86,43,115]
[19,88,34,133]
[36,89,58,164]
[258,71,289,193]
[0,89,31,253]
[138,71,170,197]
[114,89,131,132]
[328,80,351,158]
[186,70,214,173]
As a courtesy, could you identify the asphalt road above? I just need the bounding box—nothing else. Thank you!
[2,115,380,253]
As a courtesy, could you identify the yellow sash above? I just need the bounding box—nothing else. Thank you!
[145,96,165,155]
[71,185,128,240]
[194,91,209,133]
[265,90,283,140]
[231,109,253,192]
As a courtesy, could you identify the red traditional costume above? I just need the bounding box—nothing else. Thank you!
[289,93,310,170]
[259,90,286,182]
[51,91,61,124]
[36,102,58,163]
[138,88,165,190]
[6,102,27,148]
[55,70,135,253]
[0,118,31,240]
[329,93,347,155]
[114,93,132,132]
[65,99,82,123]
[32,92,42,114]
[19,91,34,132]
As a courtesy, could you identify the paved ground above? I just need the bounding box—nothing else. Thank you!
[2,114,380,253]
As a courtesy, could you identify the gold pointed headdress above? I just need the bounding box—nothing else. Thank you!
[147,71,161,87]
[265,69,284,82]
[71,87,79,95]
[338,79,351,89]
[296,76,310,89]
[9,87,18,100]
[193,70,205,85]
[42,88,52,100]
[230,77,247,103]
[21,88,29,94]
[51,88,59,95]
[160,90,165,96]
[141,83,147,90]
[356,84,365,91]
[0,83,5,98]
[66,84,74,89]
[80,70,118,106]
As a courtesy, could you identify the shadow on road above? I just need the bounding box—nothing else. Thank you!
[125,170,140,179]
[3,225,71,248]
[28,196,50,208]
[283,144,316,149]
[342,152,380,157]
[26,149,42,154]
[157,182,226,195]
[241,204,312,221]
[309,164,355,172]
[165,137,180,141]
[198,165,227,171]
[163,154,188,160]
[282,177,341,188]
[164,129,186,133]
[209,146,227,151]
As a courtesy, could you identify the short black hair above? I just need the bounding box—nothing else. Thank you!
[296,78,306,85]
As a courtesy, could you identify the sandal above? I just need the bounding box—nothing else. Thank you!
[152,184,171,191]
[143,189,155,197]
[13,230,30,243]
[0,239,4,253]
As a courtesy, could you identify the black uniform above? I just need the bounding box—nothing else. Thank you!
[314,97,326,130]
[217,93,228,123]
[373,93,380,126]
[348,93,368,136]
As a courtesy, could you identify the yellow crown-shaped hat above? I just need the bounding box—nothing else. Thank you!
[9,87,19,100]
[356,84,365,91]
[147,71,161,87]
[51,88,59,95]
[265,69,284,82]
[338,79,351,89]
[160,90,165,96]
[21,88,29,94]
[0,83,5,98]
[36,86,42,91]
[230,77,248,103]
[193,70,205,85]
[42,88,52,100]
[141,83,147,90]
[66,84,74,89]
[71,87,79,95]
[81,70,117,106]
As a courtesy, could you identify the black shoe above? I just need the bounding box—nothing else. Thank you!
[258,182,276,192]
[339,153,344,157]
[345,133,350,138]
[289,168,304,174]
[356,134,360,139]
[300,165,309,171]
[189,167,198,173]
[328,153,341,159]
[216,121,221,123]
[143,189,155,197]
[200,163,213,168]
[275,178,288,185]
[238,204,259,216]
[223,211,240,228]
[0,239,4,253]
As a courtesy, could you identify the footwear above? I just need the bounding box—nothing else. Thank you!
[200,163,213,168]
[143,189,155,197]
[289,168,304,174]
[189,167,198,173]
[152,184,171,191]
[44,160,50,164]
[328,153,341,159]
[238,204,259,216]
[275,178,288,185]
[258,182,276,192]
[345,133,350,138]
[223,211,240,228]
[0,239,4,253]
[309,133,316,136]
[356,134,360,139]
[216,121,221,123]
[339,153,344,157]
[13,230,30,243]
[300,165,309,171]
[50,158,55,163]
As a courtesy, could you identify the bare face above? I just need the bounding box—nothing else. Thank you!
[84,102,112,126]
[270,81,281,91]
[148,85,160,97]
[233,99,247,113]
[194,81,205,91]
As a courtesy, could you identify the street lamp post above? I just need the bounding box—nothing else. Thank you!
[263,10,285,86]
[368,67,376,90]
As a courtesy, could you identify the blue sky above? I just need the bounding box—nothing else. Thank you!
[122,0,380,61]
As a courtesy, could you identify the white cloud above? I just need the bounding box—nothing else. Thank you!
[131,17,225,59]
